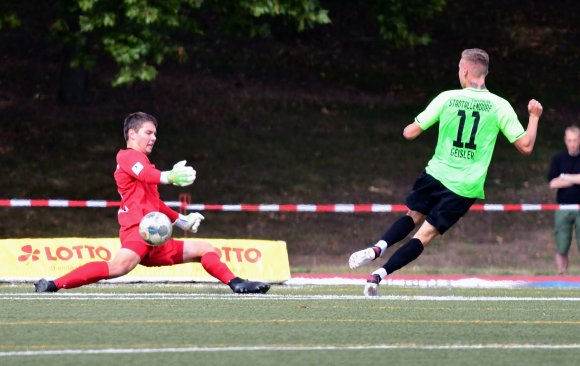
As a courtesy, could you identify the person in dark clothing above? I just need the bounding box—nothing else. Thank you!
[548,125,580,274]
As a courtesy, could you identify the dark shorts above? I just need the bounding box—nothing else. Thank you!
[120,226,184,267]
[405,172,476,234]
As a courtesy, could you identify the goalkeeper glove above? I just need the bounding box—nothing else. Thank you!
[174,212,205,233]
[160,160,196,187]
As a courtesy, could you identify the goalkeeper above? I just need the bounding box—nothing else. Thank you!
[348,49,543,296]
[34,112,270,294]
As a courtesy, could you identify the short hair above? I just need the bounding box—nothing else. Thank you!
[123,112,158,141]
[461,48,489,77]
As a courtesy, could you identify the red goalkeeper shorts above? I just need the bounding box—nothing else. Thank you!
[120,226,184,267]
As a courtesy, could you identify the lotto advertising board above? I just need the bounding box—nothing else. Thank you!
[0,238,290,283]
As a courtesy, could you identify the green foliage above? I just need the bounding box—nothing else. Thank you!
[48,0,329,86]
[17,0,444,87]
[0,13,20,30]
[52,0,203,85]
[0,4,20,30]
[240,0,331,31]
[374,0,447,47]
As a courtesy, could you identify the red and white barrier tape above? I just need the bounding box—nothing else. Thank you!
[0,199,578,212]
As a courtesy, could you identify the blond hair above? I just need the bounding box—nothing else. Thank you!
[461,48,489,77]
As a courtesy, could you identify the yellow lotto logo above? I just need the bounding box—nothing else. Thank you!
[0,238,291,283]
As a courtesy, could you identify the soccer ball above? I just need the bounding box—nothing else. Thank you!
[139,212,173,246]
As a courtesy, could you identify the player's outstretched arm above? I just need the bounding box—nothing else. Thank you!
[403,122,423,140]
[160,160,196,186]
[514,99,543,155]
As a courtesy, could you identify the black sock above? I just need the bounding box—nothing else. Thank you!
[380,215,416,246]
[382,238,424,275]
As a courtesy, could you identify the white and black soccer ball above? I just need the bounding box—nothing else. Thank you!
[139,212,173,246]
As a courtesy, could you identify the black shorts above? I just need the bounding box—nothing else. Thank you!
[405,172,476,234]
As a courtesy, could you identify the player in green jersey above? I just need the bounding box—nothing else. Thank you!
[348,48,544,296]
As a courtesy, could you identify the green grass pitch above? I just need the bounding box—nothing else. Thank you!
[1,283,579,366]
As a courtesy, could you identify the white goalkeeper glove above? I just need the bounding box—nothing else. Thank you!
[160,160,196,187]
[174,212,205,233]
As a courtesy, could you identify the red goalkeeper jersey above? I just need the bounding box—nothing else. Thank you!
[114,148,178,229]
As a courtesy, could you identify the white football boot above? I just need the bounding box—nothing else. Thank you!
[363,274,381,297]
[349,247,377,269]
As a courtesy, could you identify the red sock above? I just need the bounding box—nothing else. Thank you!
[54,261,110,289]
[201,252,236,284]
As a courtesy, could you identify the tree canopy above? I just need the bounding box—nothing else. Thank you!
[2,0,447,94]
[51,0,334,87]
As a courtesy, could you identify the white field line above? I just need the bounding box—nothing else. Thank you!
[5,277,579,288]
[2,293,580,301]
[285,277,526,288]
[2,344,580,357]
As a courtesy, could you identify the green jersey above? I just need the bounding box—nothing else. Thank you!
[415,88,525,199]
